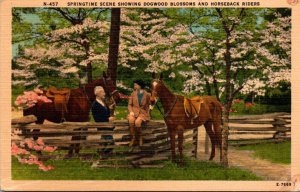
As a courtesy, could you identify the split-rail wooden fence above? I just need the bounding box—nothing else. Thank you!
[11,112,291,168]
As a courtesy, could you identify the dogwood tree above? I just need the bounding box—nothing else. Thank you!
[158,8,291,166]
[12,8,109,87]
[119,9,191,73]
[172,9,290,98]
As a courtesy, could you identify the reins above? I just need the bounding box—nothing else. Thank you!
[155,95,178,119]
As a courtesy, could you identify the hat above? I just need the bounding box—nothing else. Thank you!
[133,79,146,89]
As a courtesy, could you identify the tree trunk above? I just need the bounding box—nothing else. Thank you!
[107,8,121,85]
[213,79,220,101]
[221,105,230,167]
[221,32,232,168]
[87,63,92,83]
[205,80,211,96]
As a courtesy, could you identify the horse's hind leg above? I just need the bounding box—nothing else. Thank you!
[204,121,216,161]
[213,118,223,162]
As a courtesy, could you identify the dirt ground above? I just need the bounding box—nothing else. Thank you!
[195,147,290,181]
[196,124,290,181]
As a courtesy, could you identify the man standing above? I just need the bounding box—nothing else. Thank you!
[127,80,151,147]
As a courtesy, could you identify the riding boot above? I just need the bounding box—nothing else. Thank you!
[136,126,143,147]
[128,124,135,147]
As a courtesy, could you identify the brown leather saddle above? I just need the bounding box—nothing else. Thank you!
[183,96,204,119]
[46,86,71,116]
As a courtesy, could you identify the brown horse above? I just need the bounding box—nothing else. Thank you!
[23,72,120,155]
[150,75,222,166]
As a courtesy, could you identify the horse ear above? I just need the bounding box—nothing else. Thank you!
[152,72,156,79]
[103,71,107,78]
[159,73,163,80]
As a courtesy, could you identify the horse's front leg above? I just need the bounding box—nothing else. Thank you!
[177,127,184,167]
[34,118,45,155]
[169,131,176,163]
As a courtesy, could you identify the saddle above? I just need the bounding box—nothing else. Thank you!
[46,86,71,116]
[184,96,204,120]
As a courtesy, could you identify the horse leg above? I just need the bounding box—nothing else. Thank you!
[204,121,216,161]
[75,128,87,154]
[170,131,176,163]
[177,128,185,167]
[34,118,45,155]
[33,118,44,140]
[213,118,223,162]
[68,128,80,157]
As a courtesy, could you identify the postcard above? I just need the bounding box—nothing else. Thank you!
[0,0,299,191]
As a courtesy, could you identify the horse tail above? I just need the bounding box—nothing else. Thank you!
[213,99,223,149]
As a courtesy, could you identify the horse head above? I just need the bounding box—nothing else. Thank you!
[150,73,164,106]
[85,72,120,103]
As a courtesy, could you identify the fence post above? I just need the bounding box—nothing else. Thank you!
[273,117,287,139]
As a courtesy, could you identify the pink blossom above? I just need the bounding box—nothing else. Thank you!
[17,157,27,164]
[24,139,34,149]
[12,139,56,172]
[11,143,29,155]
[33,145,43,151]
[19,141,25,148]
[43,146,57,152]
[245,102,255,107]
[233,99,242,103]
[38,163,54,171]
[36,138,45,146]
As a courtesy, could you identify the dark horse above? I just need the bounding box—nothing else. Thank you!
[150,74,222,166]
[23,72,120,155]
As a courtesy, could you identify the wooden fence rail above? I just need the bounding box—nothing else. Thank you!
[11,115,194,168]
[228,112,291,146]
[11,112,291,167]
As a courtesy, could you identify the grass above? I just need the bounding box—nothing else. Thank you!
[12,156,262,180]
[236,141,291,164]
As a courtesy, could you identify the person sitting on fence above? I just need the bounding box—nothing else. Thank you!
[127,79,151,147]
[91,86,115,158]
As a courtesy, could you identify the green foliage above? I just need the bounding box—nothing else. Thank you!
[237,141,291,164]
[11,85,25,107]
[260,81,291,105]
[12,156,262,180]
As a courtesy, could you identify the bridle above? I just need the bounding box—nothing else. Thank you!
[81,77,119,106]
[151,79,178,119]
[102,77,119,98]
